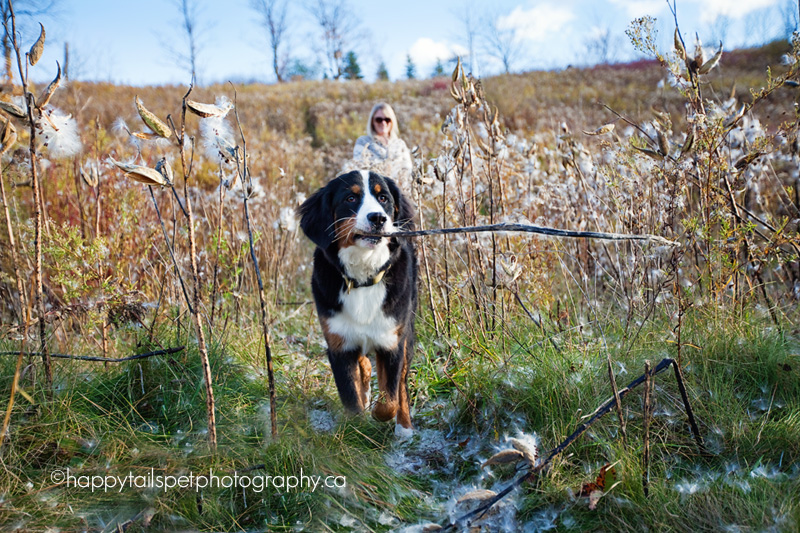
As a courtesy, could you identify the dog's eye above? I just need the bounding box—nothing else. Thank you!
[346,195,356,203]
[378,194,389,203]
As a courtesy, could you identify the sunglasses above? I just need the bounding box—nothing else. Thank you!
[373,117,392,124]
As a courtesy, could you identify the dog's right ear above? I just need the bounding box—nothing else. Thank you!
[297,184,335,249]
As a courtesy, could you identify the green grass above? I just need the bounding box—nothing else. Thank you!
[1,308,797,531]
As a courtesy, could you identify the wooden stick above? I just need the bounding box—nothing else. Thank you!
[442,357,699,530]
[0,346,185,363]
[672,361,705,450]
[365,222,679,246]
[643,360,653,497]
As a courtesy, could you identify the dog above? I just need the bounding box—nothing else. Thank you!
[298,170,417,433]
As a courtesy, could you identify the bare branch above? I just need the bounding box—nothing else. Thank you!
[250,0,290,82]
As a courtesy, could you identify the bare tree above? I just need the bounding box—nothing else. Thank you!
[1,0,57,83]
[454,0,480,75]
[250,0,289,82]
[168,0,203,83]
[584,25,624,65]
[306,0,364,80]
[482,10,523,74]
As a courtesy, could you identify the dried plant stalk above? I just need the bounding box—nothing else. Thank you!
[178,88,218,449]
[0,129,26,449]
[231,95,278,439]
[0,122,26,322]
[10,3,51,390]
[0,323,28,448]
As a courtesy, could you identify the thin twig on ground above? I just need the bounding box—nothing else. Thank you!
[0,346,185,363]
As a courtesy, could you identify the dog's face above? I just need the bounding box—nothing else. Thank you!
[298,170,413,251]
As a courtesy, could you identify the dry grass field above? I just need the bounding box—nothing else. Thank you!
[1,18,799,531]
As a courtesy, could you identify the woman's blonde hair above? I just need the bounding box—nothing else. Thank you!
[367,102,400,140]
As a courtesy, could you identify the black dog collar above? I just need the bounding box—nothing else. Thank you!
[342,258,392,293]
[344,269,386,293]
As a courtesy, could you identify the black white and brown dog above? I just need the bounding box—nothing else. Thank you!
[298,170,418,434]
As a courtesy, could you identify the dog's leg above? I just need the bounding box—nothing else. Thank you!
[328,349,367,413]
[395,338,413,430]
[372,348,402,422]
[358,355,371,408]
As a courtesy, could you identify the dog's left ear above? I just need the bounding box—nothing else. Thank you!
[297,184,335,249]
[385,177,415,231]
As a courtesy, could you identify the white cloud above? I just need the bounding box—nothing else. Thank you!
[405,37,468,75]
[608,0,668,19]
[689,0,780,22]
[497,4,575,42]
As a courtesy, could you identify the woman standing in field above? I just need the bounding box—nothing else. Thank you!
[352,103,413,191]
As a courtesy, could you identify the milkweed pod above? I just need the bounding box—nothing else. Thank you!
[29,23,45,66]
[456,489,497,505]
[449,82,462,103]
[481,449,525,468]
[452,56,461,82]
[109,157,170,187]
[680,127,694,157]
[476,136,492,156]
[135,96,172,138]
[734,151,763,170]
[633,144,663,160]
[0,100,27,119]
[698,42,723,75]
[37,62,61,109]
[186,99,232,118]
[0,119,17,156]
[215,134,240,165]
[509,437,538,465]
[693,34,705,67]
[723,104,746,128]
[131,131,160,140]
[80,165,99,188]
[155,157,174,185]
[674,28,685,60]
[657,130,670,156]
[583,123,615,136]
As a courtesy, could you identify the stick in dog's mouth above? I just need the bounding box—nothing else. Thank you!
[355,233,388,244]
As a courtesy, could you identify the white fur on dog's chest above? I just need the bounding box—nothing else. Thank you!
[326,283,399,353]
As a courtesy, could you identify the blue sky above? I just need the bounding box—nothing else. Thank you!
[24,0,796,86]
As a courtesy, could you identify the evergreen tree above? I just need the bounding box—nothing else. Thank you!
[376,60,389,81]
[343,51,363,80]
[405,54,416,79]
[285,58,318,80]
[431,58,445,78]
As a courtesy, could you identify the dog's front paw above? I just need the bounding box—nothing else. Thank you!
[372,400,398,422]
[394,423,414,440]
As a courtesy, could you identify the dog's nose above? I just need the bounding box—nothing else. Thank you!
[367,212,387,227]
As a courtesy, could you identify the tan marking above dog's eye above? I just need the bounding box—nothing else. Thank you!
[351,185,361,194]
[374,184,382,193]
